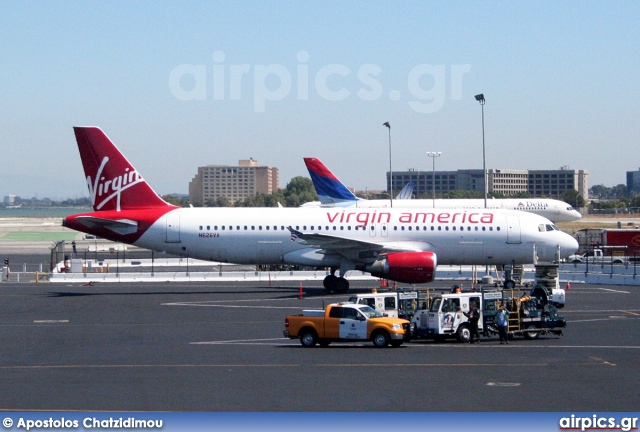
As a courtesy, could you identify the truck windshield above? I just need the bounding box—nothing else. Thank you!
[358,306,384,318]
[429,298,442,312]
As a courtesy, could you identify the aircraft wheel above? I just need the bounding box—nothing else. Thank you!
[323,275,337,292]
[334,277,350,293]
[504,279,516,289]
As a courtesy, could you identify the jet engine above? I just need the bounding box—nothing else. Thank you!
[366,251,437,284]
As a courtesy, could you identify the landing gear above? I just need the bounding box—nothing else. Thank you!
[322,272,350,293]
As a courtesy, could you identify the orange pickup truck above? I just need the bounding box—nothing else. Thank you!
[283,303,410,348]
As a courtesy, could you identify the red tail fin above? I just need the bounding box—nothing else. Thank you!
[73,127,170,211]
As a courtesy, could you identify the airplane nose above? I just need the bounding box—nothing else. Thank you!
[560,232,579,257]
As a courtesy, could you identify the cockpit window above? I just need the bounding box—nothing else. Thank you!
[567,206,574,211]
[539,224,560,232]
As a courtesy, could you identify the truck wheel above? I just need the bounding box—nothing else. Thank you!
[523,324,540,340]
[299,329,318,347]
[456,325,472,343]
[372,330,390,348]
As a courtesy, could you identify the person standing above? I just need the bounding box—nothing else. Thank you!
[494,303,510,344]
[463,300,481,344]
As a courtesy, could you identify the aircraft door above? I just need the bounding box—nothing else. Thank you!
[506,215,521,244]
[369,222,388,238]
[165,213,181,243]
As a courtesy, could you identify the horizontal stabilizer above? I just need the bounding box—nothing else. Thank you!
[73,216,139,235]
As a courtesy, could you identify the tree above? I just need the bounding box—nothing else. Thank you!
[283,176,318,206]
[560,189,585,208]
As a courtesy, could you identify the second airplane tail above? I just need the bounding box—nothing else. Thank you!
[73,127,172,212]
[303,157,358,204]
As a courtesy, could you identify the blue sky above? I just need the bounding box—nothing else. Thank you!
[1,1,638,199]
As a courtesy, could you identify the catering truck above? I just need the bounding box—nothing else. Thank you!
[411,286,566,343]
[284,303,410,348]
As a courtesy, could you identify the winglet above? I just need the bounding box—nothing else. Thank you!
[303,157,358,204]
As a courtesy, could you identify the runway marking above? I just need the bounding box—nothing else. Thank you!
[589,356,616,366]
[487,382,521,387]
[162,297,333,308]
[624,310,640,316]
[33,320,69,324]
[167,304,307,309]
[0,360,615,370]
[597,288,631,294]
[191,338,288,345]
[191,339,640,350]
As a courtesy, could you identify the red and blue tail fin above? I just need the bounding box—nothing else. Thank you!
[303,157,358,205]
[73,127,171,211]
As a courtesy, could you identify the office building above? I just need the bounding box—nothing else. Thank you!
[389,167,588,201]
[189,159,279,205]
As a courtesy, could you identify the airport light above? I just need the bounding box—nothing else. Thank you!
[475,93,487,209]
[383,121,392,208]
[426,151,442,208]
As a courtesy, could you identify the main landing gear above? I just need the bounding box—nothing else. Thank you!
[323,270,350,293]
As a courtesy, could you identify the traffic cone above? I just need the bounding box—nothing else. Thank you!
[566,282,571,290]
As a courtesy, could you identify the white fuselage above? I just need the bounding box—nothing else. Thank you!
[301,198,582,223]
[131,207,578,267]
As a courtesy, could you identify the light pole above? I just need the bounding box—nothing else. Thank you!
[475,93,487,208]
[383,121,392,207]
[426,151,441,208]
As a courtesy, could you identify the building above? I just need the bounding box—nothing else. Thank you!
[389,167,588,201]
[627,168,640,197]
[189,159,279,205]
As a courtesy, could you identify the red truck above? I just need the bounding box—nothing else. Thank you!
[284,303,410,348]
[576,229,640,259]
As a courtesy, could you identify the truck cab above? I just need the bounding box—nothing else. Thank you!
[347,290,422,320]
[413,292,485,343]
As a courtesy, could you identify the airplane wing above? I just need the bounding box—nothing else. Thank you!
[395,182,415,200]
[72,216,139,235]
[287,227,433,258]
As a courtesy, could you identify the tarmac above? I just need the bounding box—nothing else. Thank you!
[0,279,638,411]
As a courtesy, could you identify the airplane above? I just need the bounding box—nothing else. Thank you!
[63,127,579,293]
[304,156,414,204]
[301,157,583,223]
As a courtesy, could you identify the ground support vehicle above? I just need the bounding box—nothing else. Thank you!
[347,289,427,320]
[284,303,410,348]
[410,287,566,343]
[568,248,627,265]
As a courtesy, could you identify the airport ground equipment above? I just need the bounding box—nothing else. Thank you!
[346,289,426,320]
[283,303,410,348]
[411,286,566,343]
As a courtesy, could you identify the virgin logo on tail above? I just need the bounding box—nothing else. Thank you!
[87,156,146,211]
